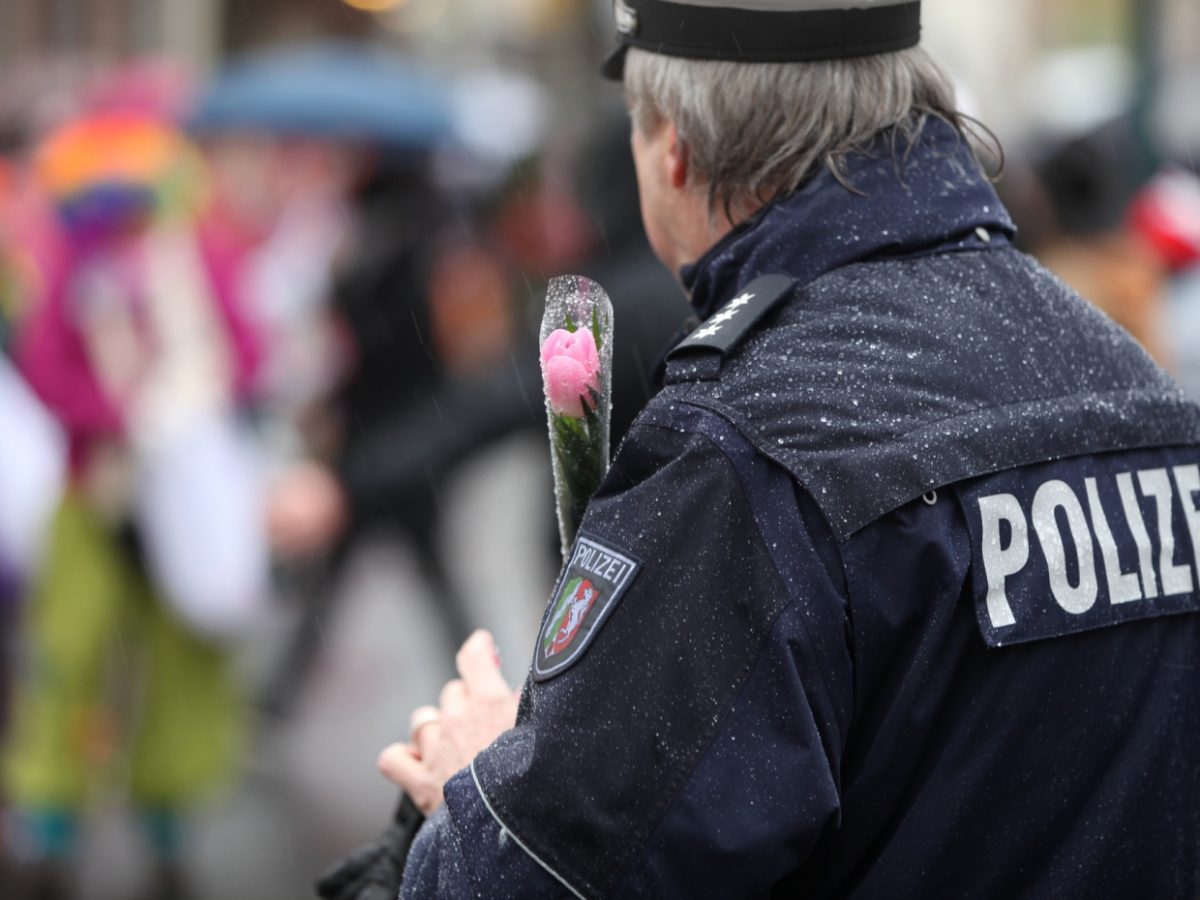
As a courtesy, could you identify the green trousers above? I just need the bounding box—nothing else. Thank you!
[4,493,241,812]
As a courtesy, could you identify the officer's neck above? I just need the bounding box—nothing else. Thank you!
[664,187,761,288]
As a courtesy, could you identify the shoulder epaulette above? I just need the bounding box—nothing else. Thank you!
[665,273,795,382]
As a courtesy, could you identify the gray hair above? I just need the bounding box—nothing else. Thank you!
[624,45,981,216]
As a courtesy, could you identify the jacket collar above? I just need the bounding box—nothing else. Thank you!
[681,117,1016,320]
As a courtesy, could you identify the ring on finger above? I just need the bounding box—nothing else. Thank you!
[409,708,441,743]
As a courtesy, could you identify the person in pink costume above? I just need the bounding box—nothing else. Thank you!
[2,113,263,900]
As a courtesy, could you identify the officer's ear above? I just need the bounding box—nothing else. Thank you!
[665,123,689,190]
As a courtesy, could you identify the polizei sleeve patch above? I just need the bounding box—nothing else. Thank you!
[958,446,1200,648]
[533,534,641,681]
[667,274,795,359]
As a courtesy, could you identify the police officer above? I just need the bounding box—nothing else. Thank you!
[361,1,1200,896]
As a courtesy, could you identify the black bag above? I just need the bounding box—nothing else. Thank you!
[315,794,425,900]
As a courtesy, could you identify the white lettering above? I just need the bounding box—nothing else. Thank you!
[977,493,1027,628]
[586,551,611,576]
[1172,465,1200,584]
[575,545,596,571]
[1138,468,1194,596]
[1084,477,1142,604]
[1117,472,1159,598]
[1031,480,1098,614]
[574,546,626,584]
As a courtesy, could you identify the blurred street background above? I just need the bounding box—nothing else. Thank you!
[0,1,1197,898]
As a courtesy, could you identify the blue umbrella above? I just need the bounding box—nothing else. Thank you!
[188,41,452,148]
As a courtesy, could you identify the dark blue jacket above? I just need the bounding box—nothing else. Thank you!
[401,119,1200,898]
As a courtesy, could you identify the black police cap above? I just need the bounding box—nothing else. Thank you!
[602,0,921,79]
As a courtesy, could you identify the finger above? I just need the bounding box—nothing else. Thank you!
[408,705,441,741]
[378,742,425,788]
[413,720,443,761]
[455,630,511,699]
[377,746,444,815]
[439,679,467,714]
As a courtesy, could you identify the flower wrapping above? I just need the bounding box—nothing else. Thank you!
[539,276,612,558]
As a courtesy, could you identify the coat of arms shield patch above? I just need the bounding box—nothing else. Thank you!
[534,535,639,680]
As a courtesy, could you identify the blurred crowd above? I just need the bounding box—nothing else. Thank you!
[0,45,685,900]
[0,21,1196,900]
[998,116,1200,386]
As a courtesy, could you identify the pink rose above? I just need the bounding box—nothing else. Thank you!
[541,327,600,418]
